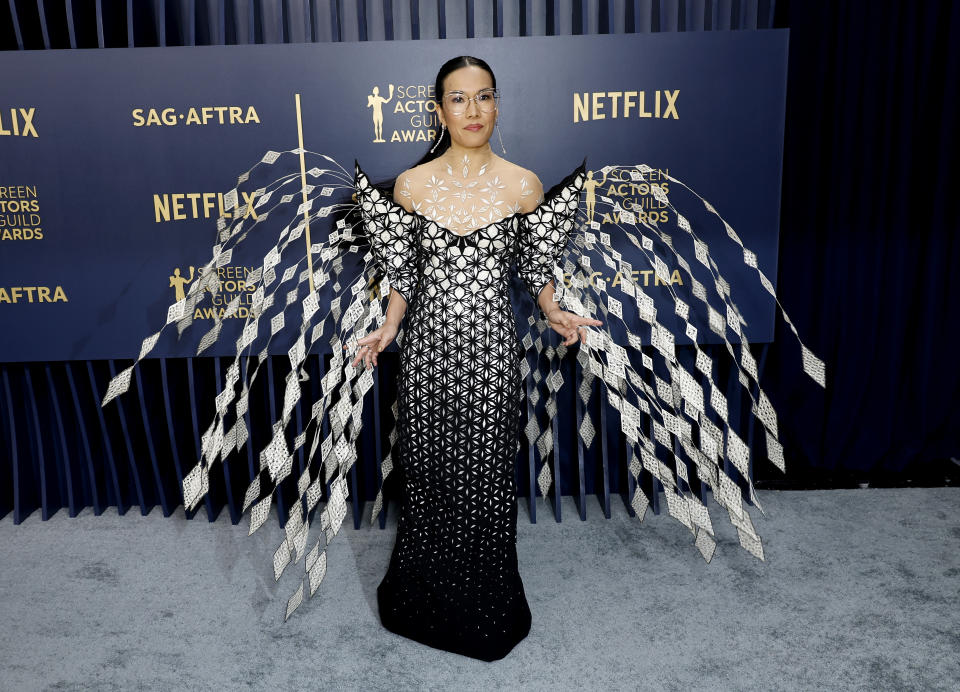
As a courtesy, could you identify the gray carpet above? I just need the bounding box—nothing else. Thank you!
[1,488,957,691]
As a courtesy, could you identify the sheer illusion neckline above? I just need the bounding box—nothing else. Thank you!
[353,159,588,239]
[407,168,589,238]
[405,161,587,238]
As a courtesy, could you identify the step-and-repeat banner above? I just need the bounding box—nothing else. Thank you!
[0,31,788,362]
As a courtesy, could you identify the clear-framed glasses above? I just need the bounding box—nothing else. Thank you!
[442,88,500,115]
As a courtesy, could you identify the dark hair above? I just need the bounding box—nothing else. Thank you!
[371,56,497,196]
[410,55,497,168]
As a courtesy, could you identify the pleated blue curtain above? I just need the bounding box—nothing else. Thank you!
[2,1,776,49]
[766,0,960,484]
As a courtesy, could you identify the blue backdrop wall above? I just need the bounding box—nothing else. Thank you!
[0,31,788,361]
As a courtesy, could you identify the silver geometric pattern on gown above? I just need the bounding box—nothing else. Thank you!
[101,149,825,655]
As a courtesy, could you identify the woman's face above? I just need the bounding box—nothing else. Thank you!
[437,65,497,151]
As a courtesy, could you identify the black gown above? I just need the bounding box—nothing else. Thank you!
[354,162,586,661]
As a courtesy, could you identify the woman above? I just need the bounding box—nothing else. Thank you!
[350,56,602,661]
[102,54,823,666]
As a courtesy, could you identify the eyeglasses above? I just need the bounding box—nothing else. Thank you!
[442,88,500,115]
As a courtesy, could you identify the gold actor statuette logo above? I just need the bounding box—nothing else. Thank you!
[169,266,194,301]
[367,85,395,143]
[583,169,609,225]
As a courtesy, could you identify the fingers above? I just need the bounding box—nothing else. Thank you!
[352,342,378,368]
[573,315,603,327]
[550,309,603,347]
[551,321,585,346]
[344,333,383,368]
[552,310,604,330]
[364,338,383,368]
[563,322,600,346]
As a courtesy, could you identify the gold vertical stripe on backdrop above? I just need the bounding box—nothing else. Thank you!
[295,93,315,293]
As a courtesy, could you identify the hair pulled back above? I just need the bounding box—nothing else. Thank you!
[411,55,497,167]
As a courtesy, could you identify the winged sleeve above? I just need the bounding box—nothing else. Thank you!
[516,162,588,312]
[354,162,421,304]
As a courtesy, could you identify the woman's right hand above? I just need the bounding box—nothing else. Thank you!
[345,322,398,369]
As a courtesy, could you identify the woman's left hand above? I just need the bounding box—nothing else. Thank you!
[546,309,603,346]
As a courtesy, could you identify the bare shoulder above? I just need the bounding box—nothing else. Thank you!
[492,159,542,212]
[391,166,420,212]
[392,160,442,211]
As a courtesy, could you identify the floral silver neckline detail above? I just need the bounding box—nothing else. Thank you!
[399,154,537,235]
